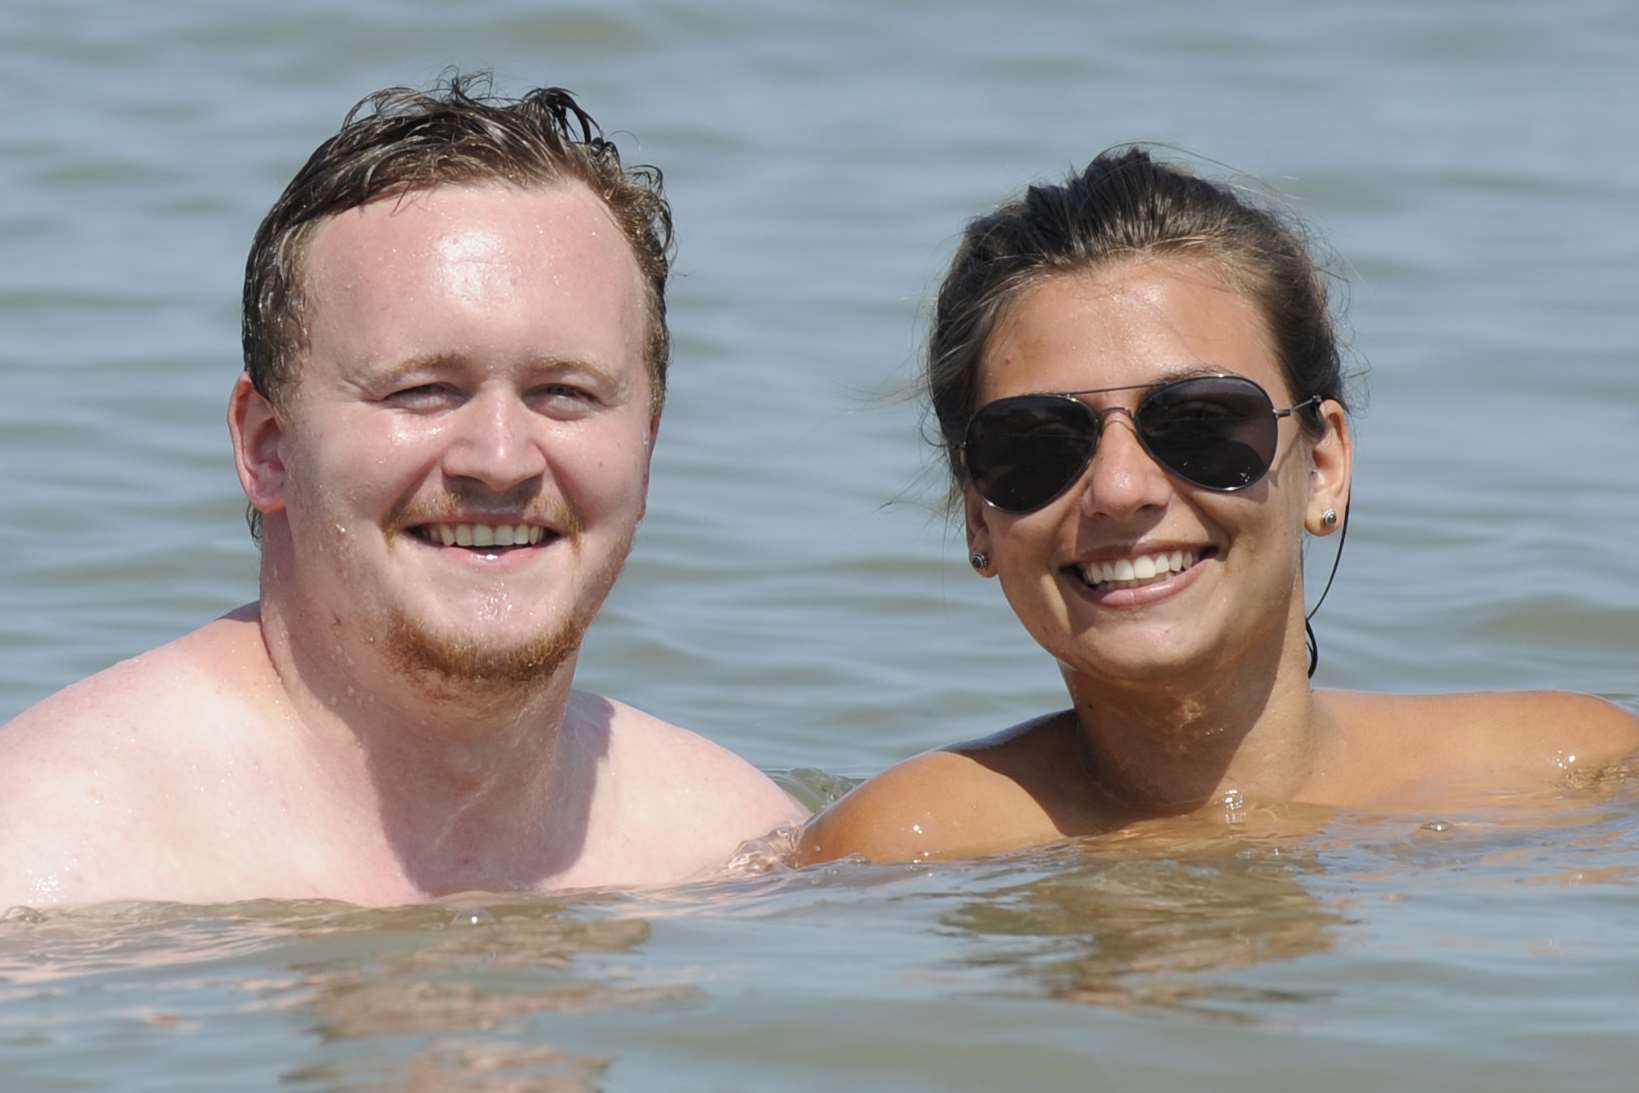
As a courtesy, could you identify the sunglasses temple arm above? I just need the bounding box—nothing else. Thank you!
[1304,499,1351,679]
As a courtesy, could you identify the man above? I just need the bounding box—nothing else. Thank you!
[0,76,803,907]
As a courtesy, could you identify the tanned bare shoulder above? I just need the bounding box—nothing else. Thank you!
[1316,689,1639,805]
[797,713,1084,867]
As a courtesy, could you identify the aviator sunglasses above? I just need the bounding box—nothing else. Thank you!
[961,374,1318,513]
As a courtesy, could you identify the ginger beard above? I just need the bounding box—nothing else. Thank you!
[377,496,631,688]
[259,184,662,695]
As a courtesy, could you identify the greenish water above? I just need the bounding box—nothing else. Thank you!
[2,1,1637,1088]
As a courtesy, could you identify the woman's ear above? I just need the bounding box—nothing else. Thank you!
[1305,399,1353,535]
[229,374,287,517]
[963,485,996,576]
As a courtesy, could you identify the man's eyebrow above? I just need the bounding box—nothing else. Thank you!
[362,351,458,378]
[519,354,623,381]
[363,352,624,385]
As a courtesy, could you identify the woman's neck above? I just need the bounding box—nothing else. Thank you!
[1061,635,1324,816]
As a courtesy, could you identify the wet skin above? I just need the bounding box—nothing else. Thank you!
[963,257,1321,687]
[0,183,803,907]
[245,182,658,685]
[799,258,1639,866]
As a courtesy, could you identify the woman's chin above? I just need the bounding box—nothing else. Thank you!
[1048,632,1218,685]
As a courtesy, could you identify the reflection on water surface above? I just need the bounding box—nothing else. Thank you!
[4,780,1639,1088]
[944,836,1341,1020]
[4,0,1638,1088]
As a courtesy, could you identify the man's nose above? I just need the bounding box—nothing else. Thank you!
[1077,411,1172,521]
[440,389,548,492]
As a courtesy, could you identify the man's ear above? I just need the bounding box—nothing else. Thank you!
[963,485,995,577]
[1304,399,1353,535]
[229,373,287,516]
[636,410,661,524]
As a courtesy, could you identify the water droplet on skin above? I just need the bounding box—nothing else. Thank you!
[1421,820,1453,833]
[448,908,496,928]
[1221,788,1245,824]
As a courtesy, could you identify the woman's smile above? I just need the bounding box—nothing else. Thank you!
[1062,545,1216,607]
[969,258,1307,672]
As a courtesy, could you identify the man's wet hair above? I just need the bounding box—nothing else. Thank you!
[240,72,674,543]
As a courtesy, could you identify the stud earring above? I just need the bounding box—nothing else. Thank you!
[969,551,989,572]
[1320,508,1338,529]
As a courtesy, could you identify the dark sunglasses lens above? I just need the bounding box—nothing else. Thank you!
[1137,377,1278,490]
[965,397,1096,512]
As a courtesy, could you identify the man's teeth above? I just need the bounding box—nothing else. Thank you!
[422,524,545,548]
[1079,550,1198,589]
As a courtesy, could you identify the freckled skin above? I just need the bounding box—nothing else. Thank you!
[0,183,804,907]
[798,260,1639,867]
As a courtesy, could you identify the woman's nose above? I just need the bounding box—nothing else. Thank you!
[1077,412,1172,520]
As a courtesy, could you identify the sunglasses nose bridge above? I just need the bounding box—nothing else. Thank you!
[1088,403,1138,434]
[1077,401,1142,454]
[1071,403,1174,515]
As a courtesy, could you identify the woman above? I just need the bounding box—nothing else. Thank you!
[798,149,1638,866]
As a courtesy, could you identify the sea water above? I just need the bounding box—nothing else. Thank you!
[2,1,1637,1088]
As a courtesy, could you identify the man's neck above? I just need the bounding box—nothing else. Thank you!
[251,596,593,895]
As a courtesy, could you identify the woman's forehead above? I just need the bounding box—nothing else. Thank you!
[978,259,1285,401]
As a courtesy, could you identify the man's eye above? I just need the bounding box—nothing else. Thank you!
[531,384,599,409]
[387,384,460,408]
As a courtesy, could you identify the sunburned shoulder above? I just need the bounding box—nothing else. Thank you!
[1317,689,1639,803]
[797,730,1073,867]
[578,693,807,880]
[0,612,270,905]
[6,628,246,756]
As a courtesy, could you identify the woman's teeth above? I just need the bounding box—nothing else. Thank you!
[417,523,545,548]
[1079,549,1197,590]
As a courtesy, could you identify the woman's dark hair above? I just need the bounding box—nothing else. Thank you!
[927,147,1347,506]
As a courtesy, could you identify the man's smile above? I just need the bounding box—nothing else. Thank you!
[408,521,553,549]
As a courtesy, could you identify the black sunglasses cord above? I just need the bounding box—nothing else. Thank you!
[1303,499,1351,679]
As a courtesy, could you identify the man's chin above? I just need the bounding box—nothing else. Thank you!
[385,612,585,687]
